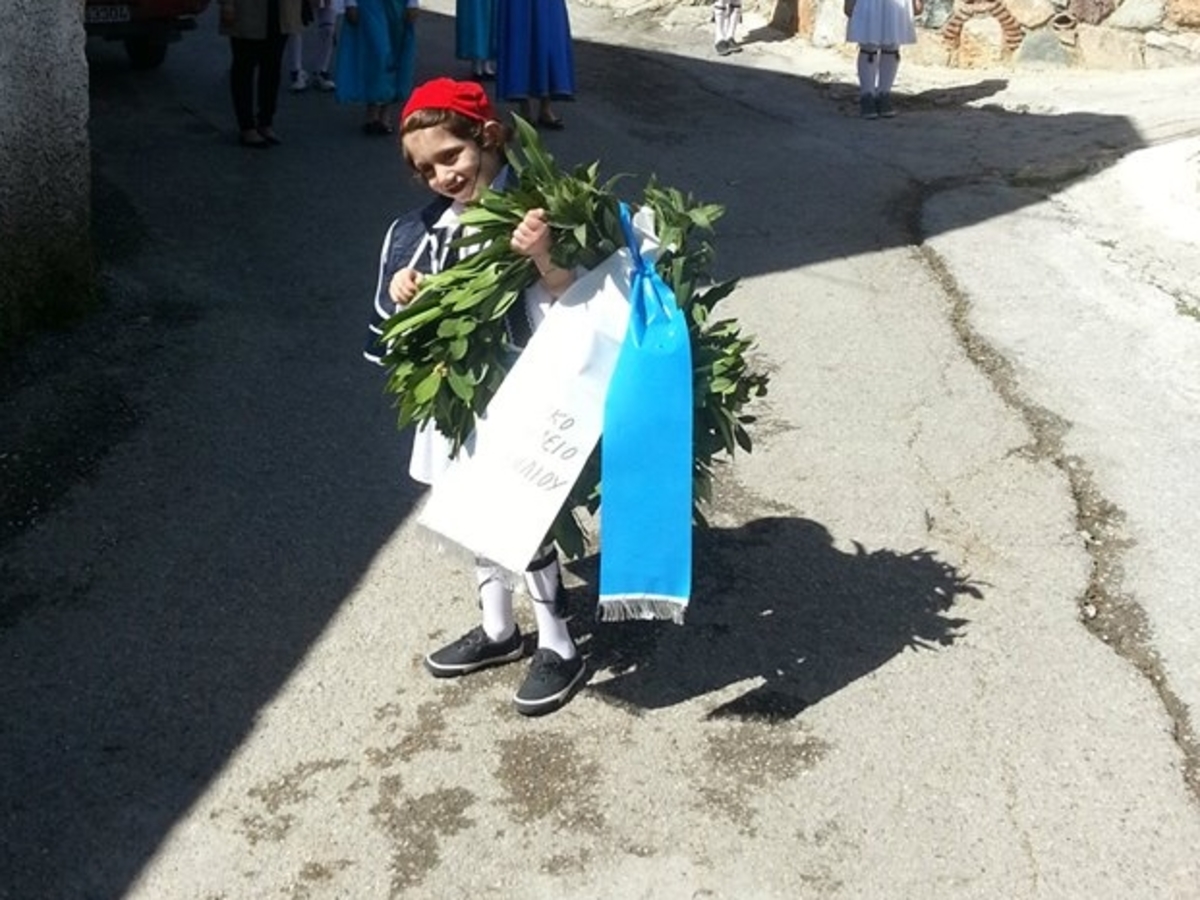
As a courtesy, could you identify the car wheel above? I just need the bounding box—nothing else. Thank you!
[124,37,168,69]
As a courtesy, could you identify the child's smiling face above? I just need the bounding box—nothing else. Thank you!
[403,123,502,204]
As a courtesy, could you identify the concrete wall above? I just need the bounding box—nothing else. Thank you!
[775,0,1200,67]
[0,0,93,352]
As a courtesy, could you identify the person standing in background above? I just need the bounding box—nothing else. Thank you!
[495,0,574,130]
[219,0,305,147]
[336,0,420,136]
[289,0,339,92]
[712,0,743,56]
[844,0,923,118]
[456,0,496,81]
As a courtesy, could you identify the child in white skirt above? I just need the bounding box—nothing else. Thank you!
[845,0,924,118]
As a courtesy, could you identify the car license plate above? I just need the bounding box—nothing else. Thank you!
[85,5,132,24]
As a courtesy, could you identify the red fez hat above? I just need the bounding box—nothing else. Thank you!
[401,78,499,125]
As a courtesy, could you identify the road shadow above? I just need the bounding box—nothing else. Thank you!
[565,517,982,719]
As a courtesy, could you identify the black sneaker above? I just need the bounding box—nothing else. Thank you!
[513,648,586,716]
[424,626,524,678]
[715,39,732,56]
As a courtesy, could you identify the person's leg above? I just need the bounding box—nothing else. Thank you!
[361,102,394,134]
[876,45,900,116]
[424,558,524,677]
[727,0,743,49]
[230,38,267,145]
[256,32,288,138]
[288,31,308,91]
[536,96,563,129]
[856,43,880,118]
[524,552,573,658]
[713,0,731,54]
[513,549,584,716]
[314,6,337,88]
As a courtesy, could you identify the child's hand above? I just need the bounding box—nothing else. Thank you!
[344,5,359,25]
[405,6,419,22]
[389,268,422,307]
[511,208,574,297]
[843,0,855,15]
[912,0,924,14]
[510,208,553,265]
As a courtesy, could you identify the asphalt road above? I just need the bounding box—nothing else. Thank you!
[2,2,1199,898]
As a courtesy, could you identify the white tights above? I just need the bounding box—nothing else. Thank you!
[857,44,900,96]
[289,6,337,74]
[713,0,742,44]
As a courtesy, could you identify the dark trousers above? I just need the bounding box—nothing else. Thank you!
[229,34,287,131]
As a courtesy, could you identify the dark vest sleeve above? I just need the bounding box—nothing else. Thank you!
[363,197,452,364]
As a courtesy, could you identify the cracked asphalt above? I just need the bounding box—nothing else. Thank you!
[2,2,1199,897]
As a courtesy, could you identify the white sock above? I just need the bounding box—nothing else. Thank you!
[713,2,731,43]
[288,34,303,74]
[878,48,900,95]
[316,18,335,73]
[476,563,515,642]
[525,561,576,659]
[857,46,880,95]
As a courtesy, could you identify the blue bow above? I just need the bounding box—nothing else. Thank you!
[597,204,694,622]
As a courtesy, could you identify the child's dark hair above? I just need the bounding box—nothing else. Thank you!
[400,109,511,169]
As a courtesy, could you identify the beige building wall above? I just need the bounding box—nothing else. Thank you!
[0,0,93,351]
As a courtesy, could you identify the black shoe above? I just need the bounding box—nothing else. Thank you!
[238,130,271,148]
[361,119,394,137]
[424,625,524,678]
[513,648,585,716]
[715,39,733,56]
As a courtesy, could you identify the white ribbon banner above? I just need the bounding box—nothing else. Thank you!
[418,210,658,572]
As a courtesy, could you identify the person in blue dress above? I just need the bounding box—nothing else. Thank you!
[336,0,420,135]
[456,0,496,80]
[494,0,574,130]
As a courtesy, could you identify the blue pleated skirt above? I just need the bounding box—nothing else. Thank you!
[495,0,575,101]
[335,0,417,105]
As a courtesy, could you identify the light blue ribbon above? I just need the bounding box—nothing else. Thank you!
[598,203,693,622]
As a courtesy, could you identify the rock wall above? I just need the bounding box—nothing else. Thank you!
[0,0,94,352]
[768,0,1200,66]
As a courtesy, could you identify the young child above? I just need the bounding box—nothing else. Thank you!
[495,0,574,129]
[456,0,497,81]
[845,0,924,118]
[337,0,420,135]
[289,0,338,92]
[364,78,585,716]
[713,0,743,57]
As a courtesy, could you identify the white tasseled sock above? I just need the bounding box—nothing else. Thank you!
[857,47,880,95]
[476,563,515,642]
[878,49,900,95]
[713,3,730,43]
[525,561,576,659]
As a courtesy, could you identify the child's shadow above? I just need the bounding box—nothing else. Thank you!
[565,516,983,720]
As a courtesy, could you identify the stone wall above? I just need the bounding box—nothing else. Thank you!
[0,0,94,352]
[769,0,1200,66]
